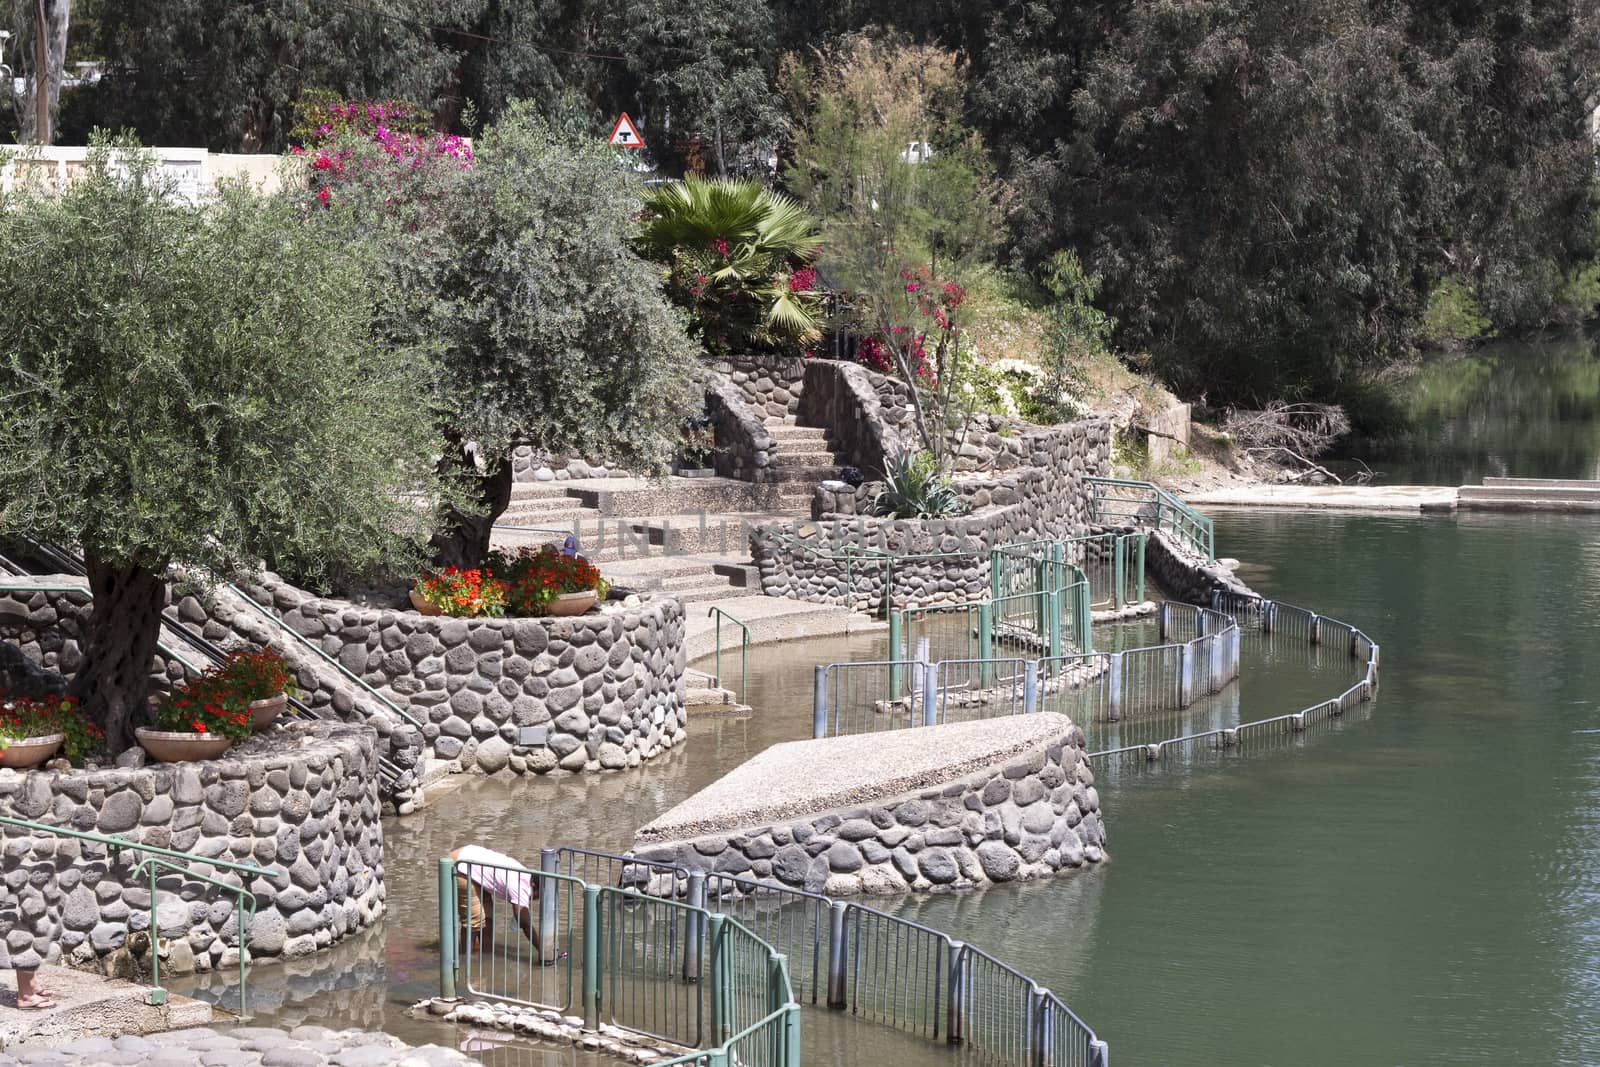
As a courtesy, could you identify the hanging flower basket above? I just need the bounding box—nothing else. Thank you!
[0,733,64,770]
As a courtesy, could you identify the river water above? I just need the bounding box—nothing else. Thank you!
[179,340,1600,1065]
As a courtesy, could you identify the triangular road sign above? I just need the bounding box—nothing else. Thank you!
[608,113,645,149]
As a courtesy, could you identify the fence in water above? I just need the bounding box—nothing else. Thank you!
[814,604,1242,742]
[438,853,801,1067]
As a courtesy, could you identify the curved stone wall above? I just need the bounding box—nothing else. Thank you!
[0,721,384,974]
[246,579,689,776]
[634,713,1105,895]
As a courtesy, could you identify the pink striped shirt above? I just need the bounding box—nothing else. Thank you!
[456,845,537,908]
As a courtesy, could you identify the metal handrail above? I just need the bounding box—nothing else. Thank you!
[436,855,801,1067]
[0,813,281,1019]
[223,581,425,731]
[706,606,750,697]
[1086,475,1215,560]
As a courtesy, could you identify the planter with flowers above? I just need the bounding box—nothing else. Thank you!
[215,648,295,731]
[489,545,611,617]
[0,693,103,769]
[410,566,509,618]
[138,675,255,763]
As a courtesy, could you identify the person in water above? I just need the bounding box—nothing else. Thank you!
[448,845,540,959]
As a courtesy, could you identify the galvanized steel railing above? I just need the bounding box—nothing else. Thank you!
[1086,477,1214,560]
[0,812,282,1020]
[437,852,801,1066]
[814,604,1242,742]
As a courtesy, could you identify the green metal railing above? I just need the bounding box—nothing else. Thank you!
[0,813,281,1019]
[706,606,751,697]
[1086,476,1215,560]
[437,855,800,1067]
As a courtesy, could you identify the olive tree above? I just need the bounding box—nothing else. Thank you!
[0,137,445,752]
[309,102,702,567]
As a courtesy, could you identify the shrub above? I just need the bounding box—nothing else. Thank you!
[1419,276,1493,348]
[488,546,610,616]
[153,677,254,741]
[414,567,509,618]
[0,694,104,764]
[214,648,294,703]
[871,451,967,519]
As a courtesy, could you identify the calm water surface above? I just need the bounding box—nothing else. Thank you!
[180,346,1600,1065]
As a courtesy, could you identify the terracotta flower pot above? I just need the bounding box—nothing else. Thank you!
[135,727,233,763]
[545,590,599,617]
[409,589,443,616]
[249,692,288,732]
[0,733,64,770]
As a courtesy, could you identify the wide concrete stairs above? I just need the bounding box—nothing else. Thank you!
[493,420,878,706]
[1457,476,1600,510]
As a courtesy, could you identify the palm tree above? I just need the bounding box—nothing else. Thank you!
[639,176,825,351]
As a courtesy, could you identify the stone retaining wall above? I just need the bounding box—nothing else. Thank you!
[0,580,427,809]
[509,445,624,483]
[634,720,1104,895]
[1145,530,1257,605]
[710,353,808,422]
[703,377,778,483]
[243,578,689,776]
[0,721,384,974]
[753,419,1111,607]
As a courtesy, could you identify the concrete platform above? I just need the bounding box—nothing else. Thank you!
[1184,484,1459,511]
[637,713,1076,843]
[0,967,212,1050]
[681,593,886,664]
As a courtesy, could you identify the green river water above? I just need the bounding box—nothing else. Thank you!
[177,339,1600,1065]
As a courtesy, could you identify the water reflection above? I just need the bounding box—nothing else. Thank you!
[1342,336,1600,484]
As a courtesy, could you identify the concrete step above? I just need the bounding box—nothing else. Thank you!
[510,483,581,501]
[1481,477,1600,489]
[764,465,844,483]
[770,449,840,466]
[763,422,829,439]
[1459,484,1600,509]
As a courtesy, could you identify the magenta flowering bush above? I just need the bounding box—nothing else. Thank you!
[291,95,474,210]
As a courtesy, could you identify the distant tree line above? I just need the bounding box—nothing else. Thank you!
[14,0,1600,405]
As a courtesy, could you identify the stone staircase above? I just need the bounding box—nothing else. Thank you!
[763,420,848,510]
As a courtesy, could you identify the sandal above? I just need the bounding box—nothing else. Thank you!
[16,994,57,1011]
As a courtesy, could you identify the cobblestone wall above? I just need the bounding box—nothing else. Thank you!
[0,721,384,974]
[246,578,688,777]
[703,377,778,483]
[635,723,1104,895]
[710,353,808,422]
[753,419,1112,607]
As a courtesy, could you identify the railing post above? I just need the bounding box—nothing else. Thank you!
[1091,1037,1111,1067]
[784,1002,803,1067]
[709,913,727,1043]
[978,602,994,687]
[683,869,706,982]
[813,665,828,739]
[1077,582,1092,655]
[1031,986,1052,1067]
[1179,643,1194,707]
[888,611,904,696]
[1023,660,1039,714]
[145,862,165,1006]
[437,857,458,1001]
[713,611,723,688]
[539,848,559,967]
[922,662,939,726]
[582,884,600,1031]
[1112,537,1125,610]
[1309,613,1321,645]
[235,893,250,1022]
[826,902,848,1009]
[768,951,789,1064]
[1107,652,1123,721]
[1135,532,1146,603]
[946,940,965,1045]
[1158,600,1170,642]
[1261,599,1274,634]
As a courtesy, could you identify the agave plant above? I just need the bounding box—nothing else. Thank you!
[870,451,967,519]
[639,176,825,351]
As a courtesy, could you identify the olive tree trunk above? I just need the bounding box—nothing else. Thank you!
[66,549,165,754]
[429,438,515,570]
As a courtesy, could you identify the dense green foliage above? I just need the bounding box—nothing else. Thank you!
[0,137,443,748]
[45,0,1600,406]
[312,103,700,564]
[638,176,824,353]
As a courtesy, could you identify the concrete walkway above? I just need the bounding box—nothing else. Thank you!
[681,593,886,665]
[1185,483,1459,511]
[0,968,211,1051]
